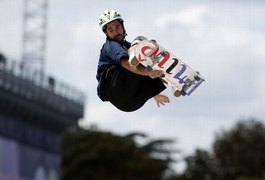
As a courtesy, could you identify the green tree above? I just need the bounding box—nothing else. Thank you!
[213,119,265,179]
[172,119,265,180]
[61,128,177,180]
[182,149,217,180]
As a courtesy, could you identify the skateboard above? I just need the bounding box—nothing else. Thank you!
[129,36,205,96]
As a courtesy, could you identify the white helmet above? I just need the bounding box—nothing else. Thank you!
[99,10,123,31]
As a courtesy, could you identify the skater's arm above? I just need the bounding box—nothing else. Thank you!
[120,57,163,79]
[120,57,145,75]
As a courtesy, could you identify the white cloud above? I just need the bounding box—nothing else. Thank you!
[73,23,103,44]
[155,5,208,28]
[83,103,118,123]
[251,34,265,58]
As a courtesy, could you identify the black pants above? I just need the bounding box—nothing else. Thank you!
[103,65,166,112]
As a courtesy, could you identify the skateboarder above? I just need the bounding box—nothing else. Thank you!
[96,10,180,112]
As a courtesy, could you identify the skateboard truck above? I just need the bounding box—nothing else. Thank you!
[184,78,192,86]
[146,66,153,72]
[150,51,167,64]
[181,78,193,96]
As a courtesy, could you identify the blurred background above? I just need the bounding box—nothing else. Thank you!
[0,0,265,179]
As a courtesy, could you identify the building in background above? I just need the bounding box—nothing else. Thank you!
[0,56,85,180]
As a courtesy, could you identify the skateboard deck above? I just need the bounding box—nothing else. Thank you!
[129,36,205,96]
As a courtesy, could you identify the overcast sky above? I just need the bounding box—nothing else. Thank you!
[1,0,265,172]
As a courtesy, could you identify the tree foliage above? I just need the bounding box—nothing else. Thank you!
[213,119,265,179]
[61,128,177,180]
[173,119,265,180]
[182,149,217,180]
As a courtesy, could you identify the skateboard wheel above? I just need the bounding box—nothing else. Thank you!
[180,90,186,96]
[160,51,167,57]
[146,66,153,71]
[130,58,139,66]
[194,75,201,81]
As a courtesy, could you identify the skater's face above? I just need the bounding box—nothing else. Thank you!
[105,20,125,41]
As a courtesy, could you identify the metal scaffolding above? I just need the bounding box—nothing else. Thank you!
[21,0,48,74]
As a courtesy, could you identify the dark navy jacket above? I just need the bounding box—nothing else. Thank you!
[96,38,131,101]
